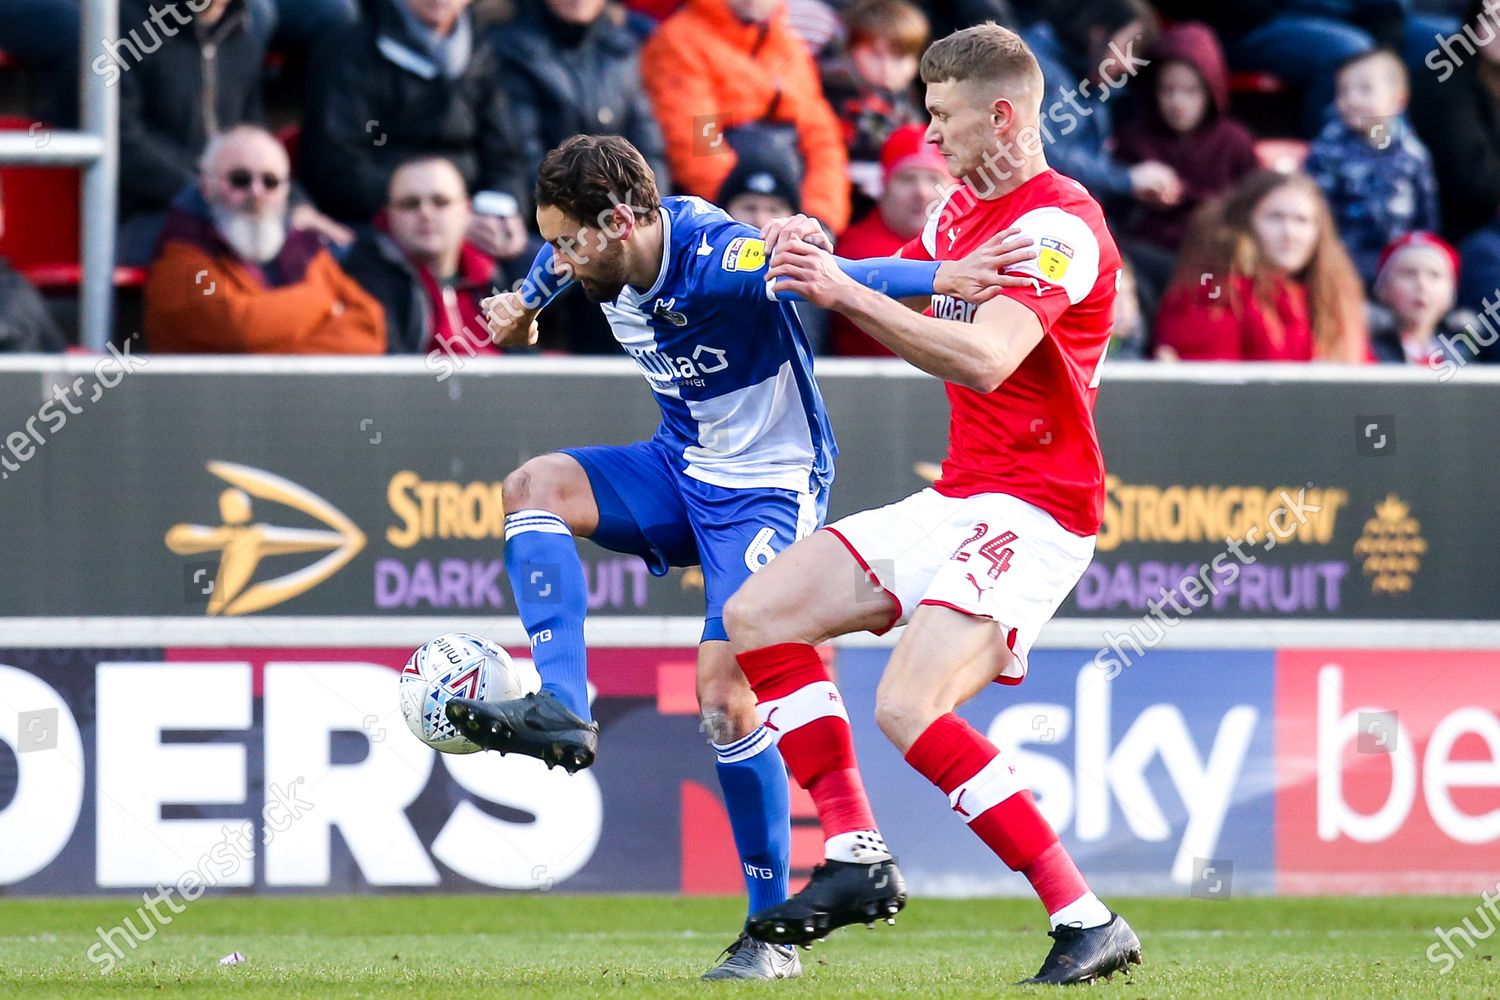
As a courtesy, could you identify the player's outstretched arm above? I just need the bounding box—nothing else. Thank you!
[768,240,1043,392]
[479,242,576,347]
[771,255,938,301]
[768,229,1037,303]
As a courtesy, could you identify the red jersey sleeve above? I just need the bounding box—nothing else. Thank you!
[898,234,932,261]
[990,205,1103,332]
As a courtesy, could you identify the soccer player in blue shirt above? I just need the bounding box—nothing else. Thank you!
[446,135,1032,979]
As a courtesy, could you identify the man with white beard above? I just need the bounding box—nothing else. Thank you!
[144,125,385,354]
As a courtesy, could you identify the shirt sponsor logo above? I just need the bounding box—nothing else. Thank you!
[1038,237,1074,280]
[625,343,729,387]
[721,237,766,272]
[930,293,978,324]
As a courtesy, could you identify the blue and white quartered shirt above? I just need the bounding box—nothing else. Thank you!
[598,196,836,496]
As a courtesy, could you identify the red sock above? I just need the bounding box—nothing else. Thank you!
[1021,843,1090,915]
[905,713,1089,910]
[737,643,877,839]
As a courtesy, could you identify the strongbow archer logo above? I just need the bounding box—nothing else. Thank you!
[165,461,365,615]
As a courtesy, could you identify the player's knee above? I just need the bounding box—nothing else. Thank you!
[698,678,759,743]
[501,465,535,509]
[722,588,764,648]
[874,689,935,750]
[503,457,570,515]
[699,707,737,745]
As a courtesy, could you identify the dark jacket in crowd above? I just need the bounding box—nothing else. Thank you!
[492,1,670,187]
[1116,23,1259,250]
[1368,302,1478,365]
[116,0,267,219]
[0,262,65,352]
[819,56,926,191]
[1019,21,1133,203]
[342,226,509,356]
[299,0,529,223]
[914,0,1017,44]
[1148,0,1281,39]
[1410,42,1500,243]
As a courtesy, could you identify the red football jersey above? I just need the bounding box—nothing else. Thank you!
[901,169,1120,536]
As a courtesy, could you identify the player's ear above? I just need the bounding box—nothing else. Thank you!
[990,97,1015,132]
[608,203,637,242]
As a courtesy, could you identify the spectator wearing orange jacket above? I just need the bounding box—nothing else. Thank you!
[641,0,851,233]
[145,126,385,354]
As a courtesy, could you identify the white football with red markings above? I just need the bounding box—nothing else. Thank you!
[399,632,528,754]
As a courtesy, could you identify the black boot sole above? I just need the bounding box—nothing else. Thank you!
[445,700,596,773]
[747,893,906,946]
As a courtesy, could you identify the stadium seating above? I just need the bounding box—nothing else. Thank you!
[0,116,147,291]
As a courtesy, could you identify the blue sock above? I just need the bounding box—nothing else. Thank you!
[503,510,591,720]
[713,726,791,921]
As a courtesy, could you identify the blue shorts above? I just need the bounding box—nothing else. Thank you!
[562,440,827,643]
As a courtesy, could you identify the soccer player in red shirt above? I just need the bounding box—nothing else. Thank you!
[724,22,1140,985]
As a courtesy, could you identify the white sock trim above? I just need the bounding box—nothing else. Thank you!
[712,725,775,763]
[1048,891,1111,930]
[756,681,849,736]
[505,509,572,539]
[825,829,892,864]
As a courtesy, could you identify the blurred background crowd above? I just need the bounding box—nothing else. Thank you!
[0,0,1496,365]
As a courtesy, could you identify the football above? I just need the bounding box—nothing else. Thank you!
[399,632,529,754]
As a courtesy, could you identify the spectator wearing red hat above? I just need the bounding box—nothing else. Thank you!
[828,124,952,356]
[1368,232,1482,367]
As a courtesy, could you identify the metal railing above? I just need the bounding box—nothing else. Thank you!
[0,0,118,352]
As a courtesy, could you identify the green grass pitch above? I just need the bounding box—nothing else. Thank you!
[0,894,1493,997]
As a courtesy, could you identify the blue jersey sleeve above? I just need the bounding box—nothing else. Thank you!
[769,255,940,302]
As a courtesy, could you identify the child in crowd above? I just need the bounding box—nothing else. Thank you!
[819,0,929,201]
[1368,232,1479,367]
[1304,48,1439,287]
[1116,22,1258,266]
[1108,259,1150,360]
[719,156,801,231]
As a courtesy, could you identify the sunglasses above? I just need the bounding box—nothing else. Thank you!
[225,169,284,192]
[391,193,458,212]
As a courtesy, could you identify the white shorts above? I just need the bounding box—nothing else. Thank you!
[826,488,1095,683]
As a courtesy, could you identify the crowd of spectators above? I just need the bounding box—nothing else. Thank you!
[0,0,1496,366]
